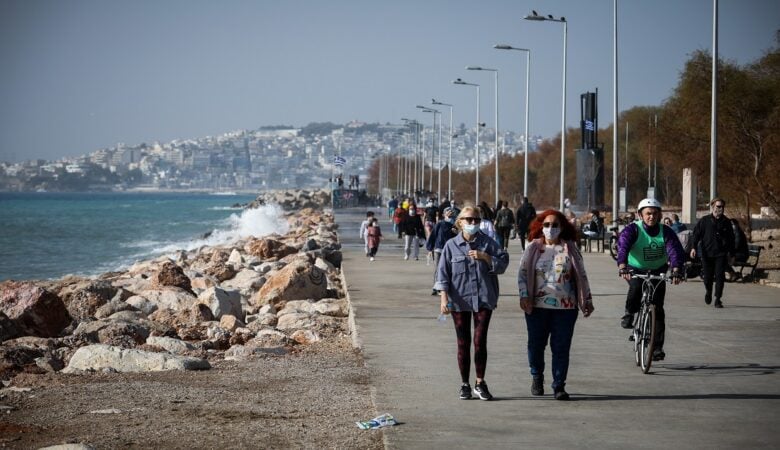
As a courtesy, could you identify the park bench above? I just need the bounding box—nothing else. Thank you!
[732,244,763,282]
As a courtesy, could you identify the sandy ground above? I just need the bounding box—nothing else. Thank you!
[0,337,383,450]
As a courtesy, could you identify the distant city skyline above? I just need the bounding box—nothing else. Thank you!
[1,0,778,163]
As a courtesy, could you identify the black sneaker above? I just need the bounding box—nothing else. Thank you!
[459,383,472,400]
[705,293,712,305]
[714,298,723,308]
[473,381,493,400]
[652,348,666,361]
[553,387,570,401]
[531,376,544,396]
[431,289,439,296]
[620,314,634,329]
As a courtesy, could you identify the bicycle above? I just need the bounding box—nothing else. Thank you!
[628,272,673,374]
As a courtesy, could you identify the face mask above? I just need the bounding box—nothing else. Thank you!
[543,226,561,241]
[463,224,479,234]
[445,217,455,224]
[409,210,415,216]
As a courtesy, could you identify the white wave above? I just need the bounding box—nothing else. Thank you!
[150,204,289,254]
[209,206,243,211]
[119,239,164,249]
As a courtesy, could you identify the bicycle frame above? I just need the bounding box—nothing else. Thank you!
[631,273,669,374]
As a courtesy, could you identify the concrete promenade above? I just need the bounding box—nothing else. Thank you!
[336,207,780,449]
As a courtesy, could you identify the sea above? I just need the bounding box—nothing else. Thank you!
[0,192,290,282]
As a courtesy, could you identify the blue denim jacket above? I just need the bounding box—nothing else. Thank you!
[433,231,509,312]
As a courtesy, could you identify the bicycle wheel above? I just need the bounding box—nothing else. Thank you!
[609,236,618,261]
[632,314,641,366]
[640,305,656,374]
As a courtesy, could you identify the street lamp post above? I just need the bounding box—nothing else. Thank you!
[467,66,499,207]
[494,44,531,199]
[524,10,567,211]
[453,78,481,205]
[417,106,441,200]
[432,99,453,203]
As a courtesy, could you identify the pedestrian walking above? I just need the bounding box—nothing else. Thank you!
[435,206,509,400]
[494,201,515,250]
[517,209,594,400]
[358,211,375,257]
[515,197,537,250]
[366,218,382,261]
[401,204,425,260]
[426,207,458,295]
[690,198,735,308]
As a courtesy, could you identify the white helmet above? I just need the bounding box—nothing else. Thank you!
[637,198,662,212]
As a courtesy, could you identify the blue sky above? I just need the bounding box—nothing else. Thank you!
[1,0,778,162]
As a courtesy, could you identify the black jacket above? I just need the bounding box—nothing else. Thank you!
[401,214,425,238]
[691,214,735,258]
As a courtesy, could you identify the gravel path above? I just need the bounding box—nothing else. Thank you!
[0,337,383,449]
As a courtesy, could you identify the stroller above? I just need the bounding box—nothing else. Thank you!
[676,230,701,279]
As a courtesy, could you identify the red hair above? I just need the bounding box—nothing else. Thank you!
[528,209,579,242]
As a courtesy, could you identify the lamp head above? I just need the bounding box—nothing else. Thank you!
[494,44,512,50]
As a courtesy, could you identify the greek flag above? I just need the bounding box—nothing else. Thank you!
[584,120,595,131]
[333,156,346,167]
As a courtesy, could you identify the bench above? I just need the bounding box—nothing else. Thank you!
[579,226,605,253]
[732,244,762,281]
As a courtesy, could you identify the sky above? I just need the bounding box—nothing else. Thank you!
[1,0,778,163]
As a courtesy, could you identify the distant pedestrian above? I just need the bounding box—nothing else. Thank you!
[690,198,735,308]
[478,205,497,242]
[726,218,749,281]
[435,206,509,401]
[426,207,458,295]
[669,214,687,233]
[494,200,515,250]
[517,209,594,400]
[515,197,537,250]
[359,211,375,257]
[366,218,382,261]
[388,197,398,219]
[393,205,407,238]
[401,204,425,260]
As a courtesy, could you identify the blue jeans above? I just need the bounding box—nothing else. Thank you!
[524,307,578,390]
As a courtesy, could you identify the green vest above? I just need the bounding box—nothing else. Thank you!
[627,220,668,270]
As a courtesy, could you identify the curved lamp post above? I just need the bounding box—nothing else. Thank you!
[453,78,481,205]
[524,10,567,211]
[467,66,499,207]
[432,98,454,202]
[494,44,531,199]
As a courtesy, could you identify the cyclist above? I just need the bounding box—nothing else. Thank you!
[617,198,685,361]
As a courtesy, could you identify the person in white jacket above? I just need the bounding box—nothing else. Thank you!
[358,211,375,257]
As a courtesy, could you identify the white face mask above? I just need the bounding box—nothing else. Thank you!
[463,224,479,235]
[543,226,561,241]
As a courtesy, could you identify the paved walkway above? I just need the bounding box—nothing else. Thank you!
[337,207,780,449]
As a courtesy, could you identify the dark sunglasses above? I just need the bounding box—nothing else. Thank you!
[461,217,481,223]
[713,204,724,209]
[542,222,560,228]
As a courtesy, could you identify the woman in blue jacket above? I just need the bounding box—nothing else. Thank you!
[434,206,509,401]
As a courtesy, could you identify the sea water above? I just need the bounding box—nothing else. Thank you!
[0,192,289,281]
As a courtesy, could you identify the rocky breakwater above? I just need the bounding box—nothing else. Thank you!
[0,200,346,380]
[245,188,331,210]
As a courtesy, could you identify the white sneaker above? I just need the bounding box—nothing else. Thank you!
[370,257,375,261]
[404,255,409,260]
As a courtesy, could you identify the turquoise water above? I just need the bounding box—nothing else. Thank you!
[0,192,285,281]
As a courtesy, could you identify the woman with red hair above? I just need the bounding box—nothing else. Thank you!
[517,209,594,400]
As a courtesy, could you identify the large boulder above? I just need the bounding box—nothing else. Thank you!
[72,319,150,348]
[220,269,265,296]
[203,263,237,283]
[251,260,327,308]
[136,287,197,311]
[145,336,197,355]
[59,280,116,321]
[0,281,71,338]
[244,237,298,260]
[151,262,193,293]
[63,344,210,372]
[197,287,242,320]
[0,311,21,342]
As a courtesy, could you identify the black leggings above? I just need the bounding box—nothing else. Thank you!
[451,309,493,383]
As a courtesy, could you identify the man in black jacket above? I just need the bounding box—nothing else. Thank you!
[690,198,735,308]
[515,197,536,250]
